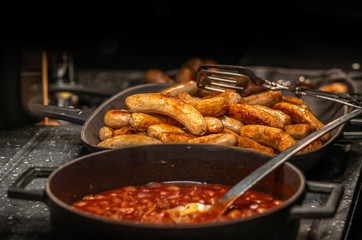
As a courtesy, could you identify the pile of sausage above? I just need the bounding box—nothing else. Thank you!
[98,80,330,155]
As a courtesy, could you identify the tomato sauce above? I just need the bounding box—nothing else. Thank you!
[72,182,283,224]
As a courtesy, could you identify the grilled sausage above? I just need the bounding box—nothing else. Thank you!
[298,139,323,153]
[281,96,310,110]
[181,57,203,73]
[204,117,224,134]
[104,109,131,129]
[145,69,174,84]
[284,124,316,140]
[319,82,348,93]
[202,91,242,104]
[240,90,282,107]
[175,67,195,83]
[223,129,275,155]
[188,133,238,146]
[113,126,139,136]
[99,126,114,141]
[159,81,198,96]
[239,125,296,152]
[253,105,292,126]
[272,101,330,141]
[180,57,218,73]
[228,103,284,128]
[98,134,162,148]
[237,135,276,155]
[147,124,186,139]
[177,92,229,117]
[176,92,200,102]
[125,93,207,135]
[130,113,169,131]
[281,96,305,106]
[159,132,197,143]
[218,115,244,134]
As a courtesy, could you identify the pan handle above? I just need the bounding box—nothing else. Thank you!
[29,104,92,124]
[290,181,343,219]
[7,167,56,202]
[341,118,362,140]
[48,83,118,97]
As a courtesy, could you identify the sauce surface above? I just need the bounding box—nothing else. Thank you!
[72,182,283,224]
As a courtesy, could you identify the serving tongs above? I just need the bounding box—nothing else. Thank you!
[166,107,362,224]
[196,64,362,109]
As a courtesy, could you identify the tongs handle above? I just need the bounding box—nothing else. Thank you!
[197,64,362,109]
[227,65,362,109]
[291,87,362,109]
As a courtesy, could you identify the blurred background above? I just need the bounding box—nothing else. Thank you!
[1,1,362,130]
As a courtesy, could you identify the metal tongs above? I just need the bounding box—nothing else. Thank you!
[196,64,362,109]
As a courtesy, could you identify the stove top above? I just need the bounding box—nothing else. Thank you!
[2,66,362,239]
[0,122,361,239]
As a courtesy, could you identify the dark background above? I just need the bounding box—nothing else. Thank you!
[1,1,362,129]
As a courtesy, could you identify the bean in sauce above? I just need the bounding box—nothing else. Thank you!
[72,182,283,224]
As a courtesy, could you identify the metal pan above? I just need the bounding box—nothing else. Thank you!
[32,83,349,173]
[7,144,343,240]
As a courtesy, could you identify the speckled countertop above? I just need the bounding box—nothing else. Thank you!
[0,124,86,240]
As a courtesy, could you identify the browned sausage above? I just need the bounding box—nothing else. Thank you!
[176,92,200,102]
[253,105,292,126]
[240,90,282,107]
[159,81,198,96]
[228,103,284,128]
[201,91,242,104]
[239,125,296,152]
[188,133,238,146]
[99,126,114,141]
[180,57,217,73]
[147,124,186,139]
[98,134,162,148]
[145,69,174,84]
[218,115,244,134]
[223,129,275,155]
[318,82,348,93]
[181,57,203,73]
[204,117,224,134]
[272,101,330,141]
[129,113,168,131]
[298,139,323,153]
[113,126,139,136]
[104,109,131,129]
[281,96,305,106]
[125,93,207,135]
[283,124,316,140]
[177,92,229,117]
[175,67,195,83]
[159,132,197,143]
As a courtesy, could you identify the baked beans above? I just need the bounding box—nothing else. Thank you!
[72,182,283,224]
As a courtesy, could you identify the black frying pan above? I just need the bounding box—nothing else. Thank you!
[8,144,343,240]
[31,82,350,173]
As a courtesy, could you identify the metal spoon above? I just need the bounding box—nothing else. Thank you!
[166,108,362,224]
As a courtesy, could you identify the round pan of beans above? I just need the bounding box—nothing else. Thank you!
[8,144,343,240]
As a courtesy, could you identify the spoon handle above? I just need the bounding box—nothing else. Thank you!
[216,108,362,213]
